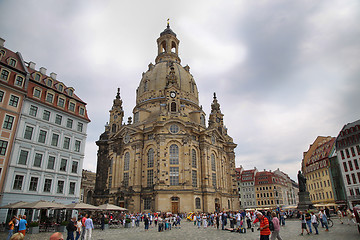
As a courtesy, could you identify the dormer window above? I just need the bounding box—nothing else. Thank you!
[0,69,10,81]
[15,75,24,87]
[0,49,5,56]
[47,79,53,87]
[68,101,75,112]
[34,73,41,81]
[33,88,42,98]
[58,84,64,92]
[57,97,65,108]
[46,92,54,103]
[79,107,85,116]
[9,58,17,67]
[68,88,74,96]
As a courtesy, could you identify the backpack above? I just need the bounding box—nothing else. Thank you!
[268,219,274,231]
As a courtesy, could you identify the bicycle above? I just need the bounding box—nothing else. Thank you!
[317,217,333,228]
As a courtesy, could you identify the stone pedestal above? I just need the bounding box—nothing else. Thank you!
[297,191,313,211]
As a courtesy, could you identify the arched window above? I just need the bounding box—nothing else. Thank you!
[112,124,116,133]
[124,152,130,171]
[144,80,148,92]
[161,41,166,53]
[169,144,179,164]
[171,102,176,112]
[200,115,205,126]
[86,191,92,204]
[195,197,201,209]
[228,199,231,209]
[211,153,216,171]
[171,41,177,53]
[191,149,197,168]
[147,148,154,168]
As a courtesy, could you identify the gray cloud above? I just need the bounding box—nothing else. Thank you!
[1,0,359,181]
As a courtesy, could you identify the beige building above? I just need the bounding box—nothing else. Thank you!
[81,170,96,204]
[302,136,336,205]
[93,24,238,213]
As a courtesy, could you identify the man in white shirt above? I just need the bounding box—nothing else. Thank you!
[84,215,94,240]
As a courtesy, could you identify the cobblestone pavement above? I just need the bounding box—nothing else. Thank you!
[1,219,359,240]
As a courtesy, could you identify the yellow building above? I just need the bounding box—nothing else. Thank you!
[302,136,336,205]
[93,24,239,213]
[255,171,287,209]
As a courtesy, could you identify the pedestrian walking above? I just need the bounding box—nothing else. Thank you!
[253,212,271,240]
[337,209,344,224]
[320,210,329,231]
[75,217,82,240]
[84,215,94,240]
[271,212,283,240]
[17,215,27,237]
[305,211,312,233]
[66,217,77,240]
[299,211,310,235]
[310,212,319,235]
[5,216,16,240]
[80,214,88,240]
[144,215,149,231]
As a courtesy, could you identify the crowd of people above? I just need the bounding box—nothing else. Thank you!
[3,206,359,240]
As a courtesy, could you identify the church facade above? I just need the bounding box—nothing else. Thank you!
[93,24,239,213]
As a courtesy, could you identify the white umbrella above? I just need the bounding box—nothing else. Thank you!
[0,201,29,209]
[97,203,127,211]
[21,200,66,209]
[66,203,99,210]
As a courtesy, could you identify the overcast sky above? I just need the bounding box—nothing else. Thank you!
[1,0,359,181]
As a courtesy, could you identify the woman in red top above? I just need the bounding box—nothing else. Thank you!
[253,212,271,240]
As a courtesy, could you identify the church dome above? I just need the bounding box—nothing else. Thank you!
[135,24,199,106]
[136,61,199,105]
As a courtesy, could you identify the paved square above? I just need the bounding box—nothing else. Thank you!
[1,219,358,239]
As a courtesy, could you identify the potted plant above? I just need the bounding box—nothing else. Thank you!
[104,218,109,230]
[124,218,131,228]
[28,221,39,234]
[56,221,68,232]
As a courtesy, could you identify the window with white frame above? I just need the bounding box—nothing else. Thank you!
[3,115,15,130]
[69,182,76,195]
[170,167,179,185]
[66,118,73,128]
[15,76,24,87]
[77,122,83,132]
[29,177,39,191]
[57,97,65,108]
[33,153,43,167]
[38,130,47,143]
[57,180,64,193]
[147,148,154,168]
[9,95,19,107]
[43,179,52,192]
[46,92,54,103]
[63,137,70,149]
[24,126,34,140]
[0,69,9,81]
[13,175,24,190]
[169,144,179,164]
[51,133,59,146]
[47,156,55,169]
[74,140,81,152]
[18,150,28,164]
[147,169,154,186]
[0,140,8,156]
[124,152,130,171]
[29,105,38,117]
[60,159,67,171]
[43,110,50,121]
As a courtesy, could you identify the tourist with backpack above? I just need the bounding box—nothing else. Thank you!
[270,212,282,240]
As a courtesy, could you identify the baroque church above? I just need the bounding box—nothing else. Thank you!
[94,23,239,213]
